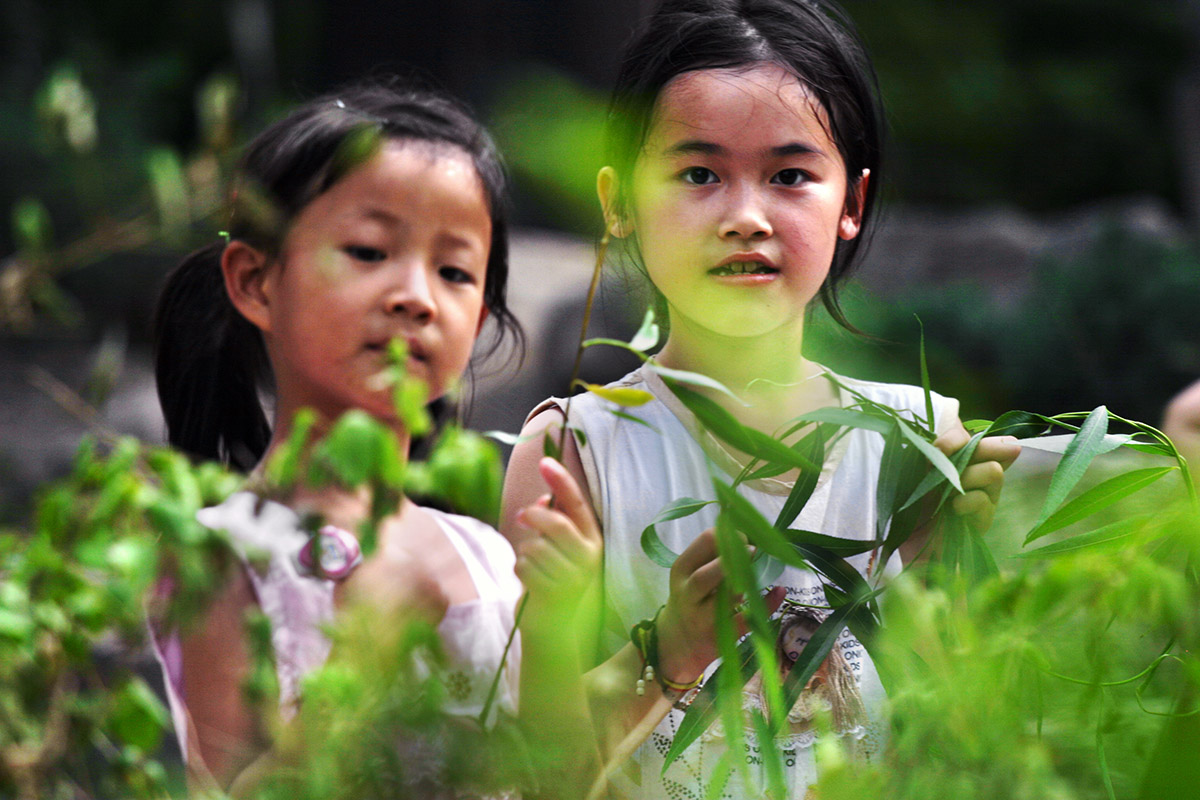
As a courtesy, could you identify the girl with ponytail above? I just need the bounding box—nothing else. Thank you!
[152,79,600,797]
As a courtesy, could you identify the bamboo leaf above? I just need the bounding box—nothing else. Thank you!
[901,432,984,513]
[794,406,893,436]
[1017,433,1131,456]
[652,363,744,403]
[664,379,819,472]
[1015,514,1156,559]
[896,417,964,494]
[542,429,561,461]
[1031,405,1110,535]
[963,528,999,583]
[607,408,662,434]
[629,306,661,352]
[773,425,829,530]
[582,383,654,407]
[875,424,908,543]
[639,497,712,568]
[713,481,810,570]
[918,317,936,434]
[1026,467,1175,544]
[781,529,879,557]
[985,410,1050,439]
[663,627,764,771]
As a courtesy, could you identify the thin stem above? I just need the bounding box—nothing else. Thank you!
[555,231,610,462]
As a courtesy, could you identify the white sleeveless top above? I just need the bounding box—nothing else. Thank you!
[154,492,522,765]
[531,363,958,799]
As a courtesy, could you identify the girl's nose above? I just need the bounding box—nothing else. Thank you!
[384,266,435,323]
[719,187,773,241]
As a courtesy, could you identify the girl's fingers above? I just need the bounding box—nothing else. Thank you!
[518,537,576,581]
[960,460,1005,503]
[518,503,590,557]
[672,528,720,580]
[537,457,601,544]
[933,423,970,457]
[681,556,725,602]
[973,435,1021,470]
[952,489,994,530]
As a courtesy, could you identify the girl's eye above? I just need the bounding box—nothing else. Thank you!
[772,168,809,187]
[439,265,476,285]
[345,245,386,262]
[681,167,718,186]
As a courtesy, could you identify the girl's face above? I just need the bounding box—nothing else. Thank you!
[252,141,491,424]
[612,63,864,342]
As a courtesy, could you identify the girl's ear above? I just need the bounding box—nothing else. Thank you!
[597,166,633,238]
[838,168,871,241]
[221,240,275,333]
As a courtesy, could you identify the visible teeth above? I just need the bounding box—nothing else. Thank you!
[713,261,773,276]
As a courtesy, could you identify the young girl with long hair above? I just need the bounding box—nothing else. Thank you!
[501,1,1020,796]
[154,79,600,797]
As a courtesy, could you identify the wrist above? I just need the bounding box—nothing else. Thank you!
[654,605,707,684]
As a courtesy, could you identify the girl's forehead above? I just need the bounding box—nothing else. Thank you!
[644,63,835,154]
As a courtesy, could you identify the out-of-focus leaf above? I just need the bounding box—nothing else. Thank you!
[895,417,963,494]
[12,197,53,255]
[146,148,190,241]
[1016,514,1156,559]
[652,363,743,403]
[582,383,654,407]
[714,481,808,570]
[1031,405,1110,536]
[410,427,503,526]
[1026,466,1174,544]
[108,678,169,754]
[542,429,562,462]
[629,306,661,352]
[608,409,662,434]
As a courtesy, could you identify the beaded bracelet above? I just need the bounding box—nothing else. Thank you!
[629,606,703,697]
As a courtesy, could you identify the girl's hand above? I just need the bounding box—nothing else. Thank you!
[655,529,787,685]
[1164,378,1200,466]
[934,425,1021,532]
[513,457,603,627]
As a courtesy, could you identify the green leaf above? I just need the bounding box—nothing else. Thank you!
[794,406,893,436]
[713,482,809,571]
[1030,405,1110,537]
[1015,515,1156,559]
[640,497,714,568]
[900,432,983,514]
[542,429,562,462]
[582,383,654,407]
[629,306,661,352]
[895,417,963,494]
[918,316,936,434]
[109,678,170,754]
[772,425,829,531]
[12,197,53,255]
[651,363,743,403]
[664,379,819,473]
[412,427,503,526]
[780,529,879,557]
[1025,466,1175,544]
[146,148,190,241]
[985,410,1050,439]
[663,629,763,772]
[608,409,662,434]
[963,527,998,583]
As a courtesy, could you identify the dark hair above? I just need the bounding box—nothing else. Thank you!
[154,78,519,470]
[607,0,884,330]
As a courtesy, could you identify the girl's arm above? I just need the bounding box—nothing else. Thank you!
[178,565,267,790]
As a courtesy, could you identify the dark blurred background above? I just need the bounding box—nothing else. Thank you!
[3,0,1200,520]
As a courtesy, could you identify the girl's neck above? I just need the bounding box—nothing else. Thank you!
[655,318,837,433]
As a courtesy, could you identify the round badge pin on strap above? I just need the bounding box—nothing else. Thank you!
[295,524,363,581]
